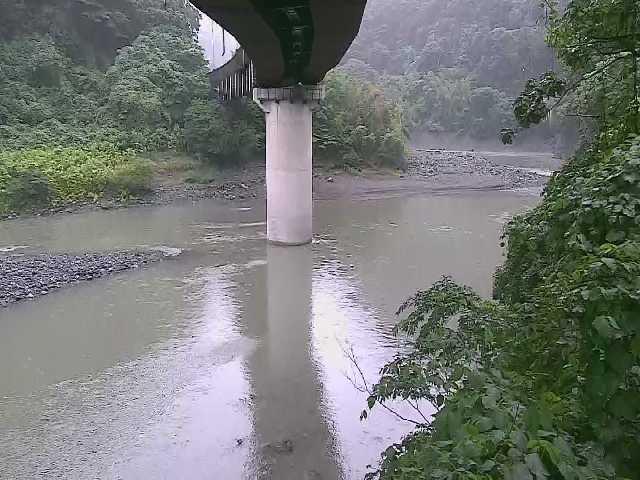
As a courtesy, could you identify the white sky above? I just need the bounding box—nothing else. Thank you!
[197,14,240,70]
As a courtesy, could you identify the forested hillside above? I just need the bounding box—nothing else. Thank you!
[0,0,404,214]
[0,0,255,153]
[343,0,560,142]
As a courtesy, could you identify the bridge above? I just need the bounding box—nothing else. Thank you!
[192,0,368,245]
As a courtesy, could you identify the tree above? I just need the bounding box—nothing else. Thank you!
[342,0,559,140]
[507,0,640,143]
[104,26,209,128]
[314,71,406,168]
[182,99,264,164]
[0,0,206,152]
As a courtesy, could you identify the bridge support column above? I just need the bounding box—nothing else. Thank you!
[254,86,325,246]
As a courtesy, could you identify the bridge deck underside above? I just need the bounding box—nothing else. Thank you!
[192,0,367,88]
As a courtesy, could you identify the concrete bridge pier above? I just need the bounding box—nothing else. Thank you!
[254,86,325,246]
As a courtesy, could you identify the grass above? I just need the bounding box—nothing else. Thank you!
[0,144,153,213]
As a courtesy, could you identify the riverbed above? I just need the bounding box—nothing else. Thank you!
[0,184,539,479]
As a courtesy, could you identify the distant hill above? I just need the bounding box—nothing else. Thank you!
[341,0,567,145]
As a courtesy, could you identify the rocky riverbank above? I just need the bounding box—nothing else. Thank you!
[0,149,551,222]
[0,249,171,307]
[0,174,267,221]
[0,149,551,306]
[406,149,549,188]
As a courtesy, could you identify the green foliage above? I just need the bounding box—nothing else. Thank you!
[365,278,620,480]
[513,73,567,128]
[368,2,640,478]
[0,0,199,66]
[0,0,268,196]
[2,169,54,212]
[104,159,153,197]
[346,0,553,93]
[377,70,515,139]
[104,26,209,129]
[505,0,640,143]
[494,137,640,476]
[314,72,406,168]
[0,0,409,184]
[0,1,205,155]
[182,99,264,164]
[0,146,152,212]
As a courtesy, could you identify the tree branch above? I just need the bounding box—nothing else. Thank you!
[342,344,428,427]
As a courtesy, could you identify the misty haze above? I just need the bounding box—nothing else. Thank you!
[1,1,638,479]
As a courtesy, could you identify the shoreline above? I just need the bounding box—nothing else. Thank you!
[0,249,178,308]
[0,149,552,222]
[0,149,551,308]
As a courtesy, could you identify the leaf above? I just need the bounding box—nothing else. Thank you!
[525,405,541,432]
[608,390,638,420]
[605,230,625,243]
[534,439,561,468]
[510,430,528,451]
[592,316,621,339]
[481,387,498,409]
[505,462,534,480]
[479,459,496,473]
[525,453,549,478]
[476,416,493,432]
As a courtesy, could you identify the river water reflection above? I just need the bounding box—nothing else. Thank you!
[0,191,536,479]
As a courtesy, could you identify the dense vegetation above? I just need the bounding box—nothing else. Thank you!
[364,1,640,478]
[0,0,201,152]
[342,0,562,142]
[314,71,406,169]
[0,0,405,213]
[0,0,205,212]
[0,146,151,212]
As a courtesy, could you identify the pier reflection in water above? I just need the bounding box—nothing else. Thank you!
[247,245,342,479]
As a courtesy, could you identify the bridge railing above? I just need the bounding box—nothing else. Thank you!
[210,47,255,100]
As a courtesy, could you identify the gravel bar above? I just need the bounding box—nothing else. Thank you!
[407,149,547,188]
[0,250,167,307]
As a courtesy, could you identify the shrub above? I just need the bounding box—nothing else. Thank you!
[1,169,53,212]
[366,137,640,479]
[314,71,407,168]
[104,158,153,197]
[0,144,153,212]
[182,99,264,164]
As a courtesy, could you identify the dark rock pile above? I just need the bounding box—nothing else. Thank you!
[0,250,166,307]
[151,177,265,204]
[407,149,546,188]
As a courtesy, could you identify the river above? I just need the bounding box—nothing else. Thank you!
[0,189,538,479]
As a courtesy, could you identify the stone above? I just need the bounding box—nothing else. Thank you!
[262,439,294,455]
[0,250,167,307]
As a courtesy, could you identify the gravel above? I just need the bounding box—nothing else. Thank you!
[407,149,547,188]
[0,151,547,222]
[0,250,168,307]
[150,176,265,204]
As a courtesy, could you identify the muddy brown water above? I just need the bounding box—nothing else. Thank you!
[0,190,538,479]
